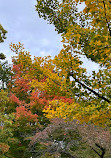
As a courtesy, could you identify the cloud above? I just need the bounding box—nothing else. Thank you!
[77,2,85,12]
[0,0,62,63]
[80,56,100,74]
[40,50,49,57]
[40,38,50,47]
[0,0,100,75]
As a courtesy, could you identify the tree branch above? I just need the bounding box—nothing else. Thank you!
[90,146,101,157]
[90,143,106,158]
[70,72,110,103]
[95,143,106,158]
[40,68,110,103]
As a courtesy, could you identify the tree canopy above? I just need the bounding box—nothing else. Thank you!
[35,0,111,127]
[0,0,111,157]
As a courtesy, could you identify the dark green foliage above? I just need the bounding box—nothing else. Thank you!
[0,24,7,43]
[0,60,12,89]
[0,53,6,60]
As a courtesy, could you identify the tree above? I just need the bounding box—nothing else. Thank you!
[0,24,7,60]
[0,24,11,90]
[8,42,80,157]
[35,0,111,128]
[9,42,110,157]
[0,60,12,89]
[0,90,16,157]
[29,118,111,158]
[8,39,111,157]
[36,0,111,66]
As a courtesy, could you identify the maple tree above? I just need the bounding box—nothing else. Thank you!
[4,43,57,157]
[0,41,110,157]
[8,42,110,157]
[29,118,111,158]
[6,42,78,157]
[36,0,111,128]
[0,0,111,157]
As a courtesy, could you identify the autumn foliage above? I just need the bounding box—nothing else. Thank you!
[0,0,111,157]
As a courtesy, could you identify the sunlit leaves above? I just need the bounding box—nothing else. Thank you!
[9,40,111,128]
[35,0,111,128]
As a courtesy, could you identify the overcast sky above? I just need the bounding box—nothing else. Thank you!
[0,0,99,73]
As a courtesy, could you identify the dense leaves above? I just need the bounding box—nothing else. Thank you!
[0,0,111,157]
[36,0,111,128]
[29,118,111,158]
[36,0,111,67]
[6,41,110,157]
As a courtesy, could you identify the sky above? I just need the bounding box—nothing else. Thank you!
[0,0,99,73]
